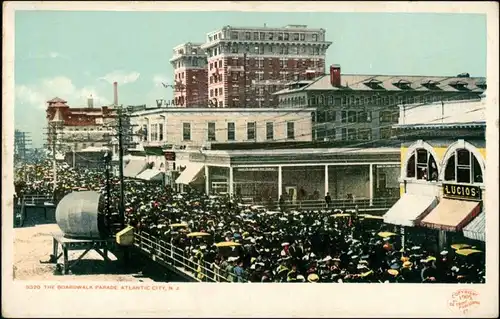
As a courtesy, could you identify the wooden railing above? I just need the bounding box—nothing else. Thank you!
[238,197,400,212]
[134,232,232,283]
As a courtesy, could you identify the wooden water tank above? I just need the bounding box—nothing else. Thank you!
[55,191,107,239]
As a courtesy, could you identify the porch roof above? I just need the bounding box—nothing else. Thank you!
[197,147,400,166]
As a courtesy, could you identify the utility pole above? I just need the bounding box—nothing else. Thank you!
[117,105,125,229]
[243,52,247,107]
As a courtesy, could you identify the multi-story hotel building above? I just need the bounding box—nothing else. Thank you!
[169,42,208,107]
[274,65,486,143]
[45,97,115,153]
[200,24,332,108]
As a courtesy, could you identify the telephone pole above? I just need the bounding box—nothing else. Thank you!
[117,105,125,229]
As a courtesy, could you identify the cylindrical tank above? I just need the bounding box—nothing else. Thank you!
[55,191,107,239]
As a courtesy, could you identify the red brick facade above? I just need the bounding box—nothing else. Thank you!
[207,56,325,108]
[173,68,208,107]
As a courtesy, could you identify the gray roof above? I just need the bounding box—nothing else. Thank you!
[204,147,400,157]
[274,74,486,95]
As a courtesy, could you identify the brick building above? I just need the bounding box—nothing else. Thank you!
[169,42,208,107]
[45,97,115,153]
[199,24,332,108]
[274,65,486,143]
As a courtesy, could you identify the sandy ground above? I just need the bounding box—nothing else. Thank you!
[12,223,156,282]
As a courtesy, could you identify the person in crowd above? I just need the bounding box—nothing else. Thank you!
[325,192,332,209]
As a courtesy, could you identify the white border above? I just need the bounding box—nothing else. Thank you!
[2,2,499,318]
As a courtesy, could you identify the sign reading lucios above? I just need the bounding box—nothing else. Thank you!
[442,183,482,201]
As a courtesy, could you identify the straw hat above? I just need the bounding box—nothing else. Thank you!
[388,269,399,276]
[307,273,319,283]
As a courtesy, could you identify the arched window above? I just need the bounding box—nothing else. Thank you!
[444,148,483,184]
[406,148,439,181]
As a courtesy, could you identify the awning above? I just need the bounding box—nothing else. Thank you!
[463,211,485,242]
[383,194,438,227]
[124,159,148,178]
[175,163,205,185]
[419,199,481,232]
[136,168,163,181]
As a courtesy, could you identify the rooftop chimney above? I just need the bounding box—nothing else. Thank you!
[87,95,94,108]
[330,64,341,87]
[113,82,118,106]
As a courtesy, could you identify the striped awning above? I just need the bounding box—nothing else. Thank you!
[463,211,485,242]
[175,163,205,185]
[383,194,437,227]
[419,199,481,232]
[136,168,163,181]
[124,159,148,178]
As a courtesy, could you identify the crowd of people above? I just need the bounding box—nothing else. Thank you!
[14,161,486,284]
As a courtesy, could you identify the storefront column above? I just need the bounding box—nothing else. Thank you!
[278,165,283,197]
[324,165,329,196]
[438,230,447,251]
[400,226,405,250]
[369,163,374,206]
[229,167,234,197]
[204,165,210,195]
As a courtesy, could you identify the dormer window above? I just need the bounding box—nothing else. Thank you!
[449,80,469,90]
[421,80,441,90]
[364,79,383,89]
[476,80,487,90]
[393,79,412,90]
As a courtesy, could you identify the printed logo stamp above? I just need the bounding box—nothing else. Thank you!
[448,289,481,315]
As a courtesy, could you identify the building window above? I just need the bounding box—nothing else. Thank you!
[227,122,235,141]
[219,88,223,95]
[347,128,357,141]
[341,128,347,141]
[348,111,357,123]
[287,122,295,139]
[380,127,394,140]
[379,111,393,123]
[253,32,259,40]
[159,123,164,141]
[207,122,216,141]
[245,32,251,40]
[358,111,371,122]
[231,31,238,39]
[247,122,256,140]
[293,33,299,41]
[142,124,148,141]
[341,111,347,123]
[444,149,483,184]
[266,122,274,140]
[406,148,439,181]
[358,128,372,141]
[210,89,214,97]
[284,33,289,41]
[312,34,318,41]
[182,123,191,141]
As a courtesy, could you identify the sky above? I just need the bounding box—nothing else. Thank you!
[14,10,486,147]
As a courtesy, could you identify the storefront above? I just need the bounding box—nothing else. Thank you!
[383,99,486,249]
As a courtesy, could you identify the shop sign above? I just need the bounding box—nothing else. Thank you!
[164,151,176,161]
[236,167,277,172]
[442,183,482,201]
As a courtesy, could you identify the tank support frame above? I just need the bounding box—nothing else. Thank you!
[50,232,114,275]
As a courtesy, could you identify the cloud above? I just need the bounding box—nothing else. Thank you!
[26,51,70,60]
[16,76,110,110]
[98,70,140,85]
